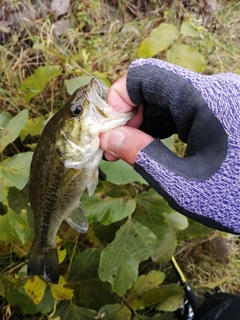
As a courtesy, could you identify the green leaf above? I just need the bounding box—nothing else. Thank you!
[68,249,117,310]
[10,285,40,315]
[100,159,147,184]
[65,76,91,95]
[98,219,157,296]
[0,152,32,244]
[19,117,45,140]
[0,152,33,206]
[1,274,54,315]
[167,44,206,72]
[138,23,179,58]
[127,270,166,309]
[8,186,33,215]
[74,280,116,310]
[0,207,31,244]
[156,286,185,312]
[64,73,110,95]
[91,219,127,246]
[166,212,188,231]
[97,303,131,320]
[0,110,28,152]
[128,283,184,311]
[20,65,62,103]
[7,187,35,243]
[0,111,13,128]
[135,189,177,262]
[82,182,136,225]
[36,286,55,314]
[68,249,101,282]
[55,302,98,320]
[178,219,214,242]
[161,136,174,150]
[180,21,201,37]
[151,229,177,262]
[129,270,165,297]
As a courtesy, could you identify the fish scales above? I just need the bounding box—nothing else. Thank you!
[27,80,134,283]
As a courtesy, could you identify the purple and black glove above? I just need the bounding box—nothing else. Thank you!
[127,58,240,234]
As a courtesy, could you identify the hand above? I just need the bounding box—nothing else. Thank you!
[100,75,154,165]
[100,58,240,234]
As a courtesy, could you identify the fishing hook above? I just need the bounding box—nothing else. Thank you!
[67,63,103,98]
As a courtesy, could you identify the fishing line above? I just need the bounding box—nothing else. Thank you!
[66,63,103,98]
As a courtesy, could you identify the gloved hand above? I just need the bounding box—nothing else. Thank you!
[101,58,240,234]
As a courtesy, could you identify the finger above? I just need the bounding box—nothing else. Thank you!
[103,151,119,162]
[100,126,154,166]
[107,75,136,112]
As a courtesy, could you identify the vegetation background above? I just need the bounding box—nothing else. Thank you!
[0,0,240,319]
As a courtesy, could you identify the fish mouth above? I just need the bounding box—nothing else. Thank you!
[84,80,135,131]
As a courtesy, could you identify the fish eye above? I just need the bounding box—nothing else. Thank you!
[69,104,83,117]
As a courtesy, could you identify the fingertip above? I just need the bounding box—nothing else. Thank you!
[102,151,119,162]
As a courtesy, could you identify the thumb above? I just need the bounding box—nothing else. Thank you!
[100,126,154,166]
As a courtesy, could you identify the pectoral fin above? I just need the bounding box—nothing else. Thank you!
[65,204,89,233]
[87,167,99,196]
[57,168,81,196]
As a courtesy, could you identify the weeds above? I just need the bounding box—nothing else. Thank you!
[1,0,240,319]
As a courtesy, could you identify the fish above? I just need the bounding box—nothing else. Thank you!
[27,79,134,284]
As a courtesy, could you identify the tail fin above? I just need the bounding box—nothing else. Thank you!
[27,243,59,284]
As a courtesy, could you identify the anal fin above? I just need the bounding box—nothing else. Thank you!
[65,204,89,233]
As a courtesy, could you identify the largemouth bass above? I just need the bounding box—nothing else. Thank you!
[27,79,133,284]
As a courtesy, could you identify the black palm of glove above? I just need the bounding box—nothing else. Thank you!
[126,59,240,234]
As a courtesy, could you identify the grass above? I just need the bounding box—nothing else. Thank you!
[1,0,240,318]
[176,233,240,291]
[1,0,240,114]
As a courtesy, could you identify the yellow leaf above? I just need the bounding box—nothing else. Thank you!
[19,117,44,140]
[180,21,200,37]
[58,248,67,264]
[50,276,74,301]
[24,276,47,304]
[56,235,67,264]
